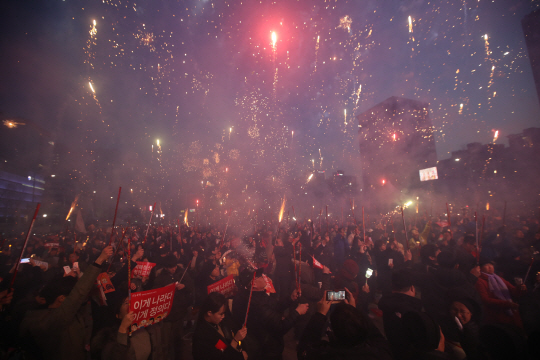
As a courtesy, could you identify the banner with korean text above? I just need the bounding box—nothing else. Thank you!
[207,275,237,298]
[132,261,156,278]
[129,283,175,329]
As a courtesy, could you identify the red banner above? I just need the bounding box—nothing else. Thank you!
[130,283,175,330]
[132,261,156,277]
[263,274,276,294]
[207,275,237,298]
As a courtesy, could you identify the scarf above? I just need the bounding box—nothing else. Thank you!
[482,272,513,316]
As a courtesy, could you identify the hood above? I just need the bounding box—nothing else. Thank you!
[378,292,422,314]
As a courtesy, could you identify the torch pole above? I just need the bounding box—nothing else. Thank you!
[108,187,122,246]
[10,203,40,289]
[143,202,156,244]
[401,206,409,250]
[362,206,366,241]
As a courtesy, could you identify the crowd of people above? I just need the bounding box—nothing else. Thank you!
[1,209,540,360]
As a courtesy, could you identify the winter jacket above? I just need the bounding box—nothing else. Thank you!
[92,322,164,360]
[297,311,393,360]
[333,234,347,269]
[475,273,523,327]
[192,317,244,360]
[232,289,299,359]
[20,263,102,360]
[421,267,480,324]
[274,243,293,277]
[378,292,423,360]
[153,266,194,323]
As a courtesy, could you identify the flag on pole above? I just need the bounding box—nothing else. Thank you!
[312,256,324,269]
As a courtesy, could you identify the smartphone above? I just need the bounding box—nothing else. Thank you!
[366,268,373,279]
[388,258,393,266]
[326,290,346,301]
[73,262,79,270]
[63,266,72,274]
[20,258,30,263]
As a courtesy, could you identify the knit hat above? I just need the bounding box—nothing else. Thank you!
[341,259,359,280]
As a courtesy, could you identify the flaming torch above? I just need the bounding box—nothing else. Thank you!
[493,130,499,143]
[66,194,81,221]
[278,196,286,223]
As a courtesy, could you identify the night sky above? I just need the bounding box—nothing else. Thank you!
[1,0,539,215]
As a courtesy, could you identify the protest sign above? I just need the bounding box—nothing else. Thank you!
[132,261,156,277]
[130,283,175,329]
[207,275,236,298]
[97,273,115,293]
[44,243,59,248]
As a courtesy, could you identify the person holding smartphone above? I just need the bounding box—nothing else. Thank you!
[297,288,393,360]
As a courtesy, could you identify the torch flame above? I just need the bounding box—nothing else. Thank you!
[278,196,286,223]
[184,209,189,226]
[408,16,413,33]
[66,194,81,221]
[271,31,277,48]
[3,120,24,128]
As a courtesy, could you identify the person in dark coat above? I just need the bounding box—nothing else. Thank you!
[192,292,247,360]
[378,269,423,360]
[440,292,482,360]
[153,254,194,360]
[19,246,113,360]
[420,250,480,324]
[232,269,308,360]
[333,228,348,270]
[401,311,449,360]
[333,259,360,300]
[297,290,393,360]
[91,295,164,360]
[295,262,332,340]
[273,234,295,300]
